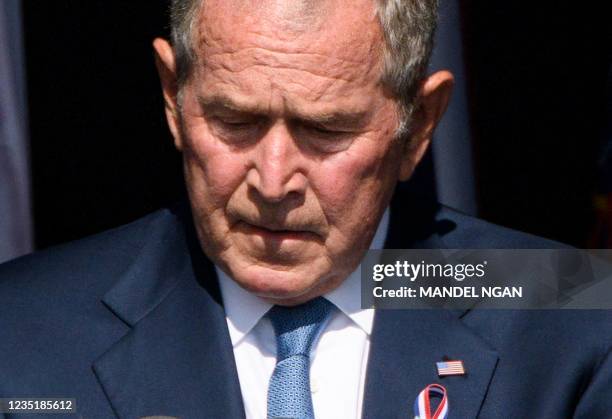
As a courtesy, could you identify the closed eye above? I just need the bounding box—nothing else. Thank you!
[207,115,265,146]
[216,118,256,127]
[302,122,349,137]
[296,122,356,153]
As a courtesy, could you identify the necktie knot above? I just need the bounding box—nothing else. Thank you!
[267,297,335,360]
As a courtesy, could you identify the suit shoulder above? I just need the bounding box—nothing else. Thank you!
[0,207,178,300]
[436,205,568,249]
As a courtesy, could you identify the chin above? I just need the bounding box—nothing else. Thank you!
[231,263,328,303]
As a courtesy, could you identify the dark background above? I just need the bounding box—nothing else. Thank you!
[22,1,611,248]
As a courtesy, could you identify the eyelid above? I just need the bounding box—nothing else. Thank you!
[298,120,353,134]
[294,122,357,154]
[211,110,257,120]
[216,116,256,124]
[208,111,266,129]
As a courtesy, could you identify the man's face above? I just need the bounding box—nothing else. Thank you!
[156,0,438,305]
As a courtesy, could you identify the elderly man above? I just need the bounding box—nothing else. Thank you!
[1,0,611,418]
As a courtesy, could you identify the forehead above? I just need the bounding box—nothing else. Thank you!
[193,0,384,93]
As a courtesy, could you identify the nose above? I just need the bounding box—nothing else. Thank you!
[246,122,307,203]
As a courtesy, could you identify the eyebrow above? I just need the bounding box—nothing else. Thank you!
[303,109,370,128]
[196,94,371,128]
[197,94,263,115]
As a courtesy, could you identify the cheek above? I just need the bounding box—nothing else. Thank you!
[314,141,399,224]
[182,122,247,207]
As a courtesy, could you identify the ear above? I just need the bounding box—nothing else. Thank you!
[398,70,454,181]
[153,37,184,151]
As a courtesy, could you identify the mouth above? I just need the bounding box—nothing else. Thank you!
[236,221,320,242]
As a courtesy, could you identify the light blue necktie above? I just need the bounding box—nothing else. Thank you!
[266,297,334,419]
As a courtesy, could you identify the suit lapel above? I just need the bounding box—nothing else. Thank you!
[362,309,498,419]
[361,195,499,419]
[92,207,245,419]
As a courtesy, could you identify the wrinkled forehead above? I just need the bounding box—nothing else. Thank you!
[194,0,384,70]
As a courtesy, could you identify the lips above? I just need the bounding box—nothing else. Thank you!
[236,220,321,241]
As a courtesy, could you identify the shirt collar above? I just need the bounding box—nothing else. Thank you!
[218,208,389,347]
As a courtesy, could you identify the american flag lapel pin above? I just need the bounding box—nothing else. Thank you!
[436,359,465,377]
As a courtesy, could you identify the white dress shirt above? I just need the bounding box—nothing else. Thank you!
[217,209,389,419]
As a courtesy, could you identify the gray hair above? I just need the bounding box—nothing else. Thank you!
[169,0,438,138]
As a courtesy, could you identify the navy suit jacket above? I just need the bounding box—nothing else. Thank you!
[1,195,611,419]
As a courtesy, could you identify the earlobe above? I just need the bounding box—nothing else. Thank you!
[152,37,183,151]
[398,70,455,181]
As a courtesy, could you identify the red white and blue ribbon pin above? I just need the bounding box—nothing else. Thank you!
[413,384,448,419]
